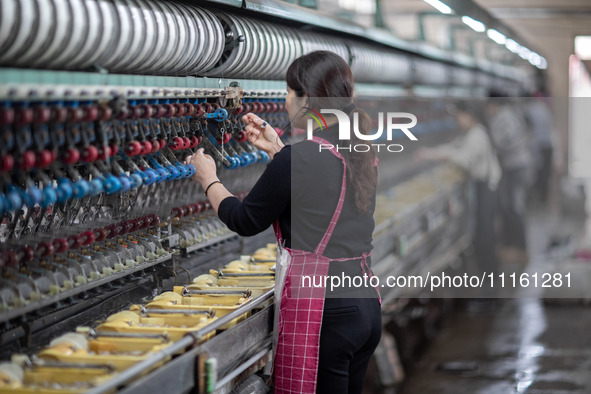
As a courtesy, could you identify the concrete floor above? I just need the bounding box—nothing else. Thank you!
[398,208,591,394]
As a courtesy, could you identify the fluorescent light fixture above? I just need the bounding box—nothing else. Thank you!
[487,29,506,45]
[505,39,519,53]
[423,0,453,14]
[461,16,485,32]
[528,52,541,67]
[518,46,531,60]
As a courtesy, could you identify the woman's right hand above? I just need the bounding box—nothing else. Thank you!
[242,113,284,159]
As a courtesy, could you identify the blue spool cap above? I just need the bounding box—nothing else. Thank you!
[247,152,258,164]
[56,178,73,203]
[129,172,143,189]
[174,163,187,178]
[103,174,122,194]
[185,164,196,177]
[166,164,180,180]
[240,153,252,166]
[72,179,90,199]
[144,169,158,185]
[237,155,247,167]
[223,156,233,169]
[5,189,22,211]
[155,168,168,183]
[89,178,104,196]
[135,170,150,186]
[22,185,42,207]
[118,175,131,193]
[259,151,270,163]
[41,185,56,208]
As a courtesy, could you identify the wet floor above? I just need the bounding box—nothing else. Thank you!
[398,209,591,394]
[398,298,591,394]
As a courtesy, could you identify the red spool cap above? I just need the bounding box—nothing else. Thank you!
[50,150,58,162]
[204,201,212,211]
[33,107,51,123]
[98,105,112,121]
[169,136,183,150]
[183,103,195,116]
[202,103,213,113]
[92,228,107,242]
[216,133,231,145]
[67,234,82,249]
[0,108,15,125]
[235,131,247,142]
[149,214,160,226]
[185,205,195,216]
[97,145,111,161]
[139,104,153,118]
[18,150,36,170]
[80,230,95,246]
[211,103,220,110]
[105,224,118,239]
[233,104,244,115]
[181,137,191,149]
[158,139,166,150]
[162,104,176,117]
[82,106,98,122]
[152,105,166,118]
[36,242,54,258]
[141,141,153,155]
[20,246,34,263]
[109,144,119,156]
[150,139,160,153]
[0,155,14,172]
[137,216,148,229]
[130,106,142,119]
[62,148,80,164]
[67,107,83,123]
[52,238,69,254]
[125,141,142,156]
[174,104,186,117]
[15,108,33,126]
[193,104,204,117]
[36,149,54,168]
[171,207,183,218]
[189,136,199,148]
[81,145,99,162]
[51,107,68,123]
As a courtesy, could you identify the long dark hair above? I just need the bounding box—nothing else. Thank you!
[286,51,377,214]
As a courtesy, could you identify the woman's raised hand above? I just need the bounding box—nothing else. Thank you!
[242,113,284,159]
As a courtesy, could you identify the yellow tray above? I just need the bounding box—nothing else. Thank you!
[37,337,173,372]
[0,366,114,394]
[139,299,250,330]
[96,309,216,342]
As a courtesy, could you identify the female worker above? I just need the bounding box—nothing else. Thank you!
[415,101,502,288]
[186,51,382,393]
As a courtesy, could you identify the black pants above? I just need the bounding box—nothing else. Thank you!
[317,297,382,394]
[498,168,528,249]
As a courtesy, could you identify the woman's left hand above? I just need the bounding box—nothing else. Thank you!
[185,148,219,188]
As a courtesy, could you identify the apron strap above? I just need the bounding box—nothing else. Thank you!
[308,136,348,256]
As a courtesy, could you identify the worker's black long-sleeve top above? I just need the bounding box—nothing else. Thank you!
[218,127,377,296]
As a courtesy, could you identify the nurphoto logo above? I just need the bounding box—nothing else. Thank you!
[305,108,419,152]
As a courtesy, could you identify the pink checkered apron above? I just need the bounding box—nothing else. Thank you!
[272,136,380,394]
